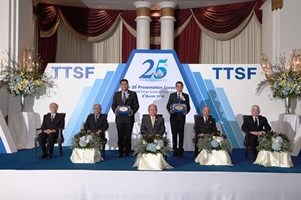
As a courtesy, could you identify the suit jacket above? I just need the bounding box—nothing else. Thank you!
[166,92,191,120]
[241,115,271,135]
[84,114,109,137]
[111,90,139,123]
[140,115,165,135]
[193,115,217,135]
[41,113,65,136]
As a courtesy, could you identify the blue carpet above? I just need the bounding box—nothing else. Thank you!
[0,147,301,173]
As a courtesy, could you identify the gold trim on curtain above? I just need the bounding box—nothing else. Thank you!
[59,10,122,42]
[40,17,60,37]
[192,7,256,41]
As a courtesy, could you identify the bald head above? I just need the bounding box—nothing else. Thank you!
[49,102,58,114]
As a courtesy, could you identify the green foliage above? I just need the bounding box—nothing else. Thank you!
[133,134,171,156]
[71,130,105,150]
[197,132,232,154]
[257,131,292,152]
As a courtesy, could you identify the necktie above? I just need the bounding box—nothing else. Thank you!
[122,92,126,104]
[51,114,54,122]
[205,117,208,123]
[95,114,99,122]
[254,117,258,127]
[178,93,181,101]
[151,117,155,127]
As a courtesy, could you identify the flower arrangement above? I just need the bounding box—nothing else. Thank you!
[0,50,54,97]
[257,131,292,152]
[256,51,301,99]
[134,134,171,156]
[71,130,105,150]
[197,132,232,153]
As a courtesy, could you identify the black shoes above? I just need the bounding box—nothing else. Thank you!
[41,154,48,159]
[117,152,123,158]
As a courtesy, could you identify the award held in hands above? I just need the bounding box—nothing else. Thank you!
[171,103,187,114]
[116,106,132,115]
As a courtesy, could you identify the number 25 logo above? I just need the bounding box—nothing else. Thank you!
[139,59,168,79]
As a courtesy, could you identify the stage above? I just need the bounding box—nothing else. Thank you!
[0,148,301,200]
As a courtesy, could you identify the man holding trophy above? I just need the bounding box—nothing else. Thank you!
[166,81,190,156]
[112,79,140,157]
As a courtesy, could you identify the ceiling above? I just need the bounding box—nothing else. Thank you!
[32,0,254,10]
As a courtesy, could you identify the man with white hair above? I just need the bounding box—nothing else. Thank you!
[194,106,217,157]
[242,105,271,160]
[140,104,165,136]
[39,102,65,159]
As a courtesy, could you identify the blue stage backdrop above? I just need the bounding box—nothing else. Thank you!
[31,50,277,151]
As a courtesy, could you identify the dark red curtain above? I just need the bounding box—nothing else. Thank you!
[192,1,256,33]
[122,24,136,63]
[37,4,59,71]
[174,18,200,64]
[59,6,121,37]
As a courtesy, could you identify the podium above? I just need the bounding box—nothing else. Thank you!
[276,114,301,156]
[8,112,41,149]
[0,110,17,153]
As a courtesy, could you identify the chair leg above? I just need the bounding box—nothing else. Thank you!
[34,137,38,157]
[102,144,106,159]
[58,142,62,156]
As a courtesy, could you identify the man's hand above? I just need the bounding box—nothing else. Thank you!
[198,133,205,137]
[128,109,133,116]
[95,130,102,136]
[43,129,54,134]
[250,131,264,136]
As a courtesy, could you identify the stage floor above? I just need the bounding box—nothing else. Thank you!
[0,147,301,173]
[1,148,301,200]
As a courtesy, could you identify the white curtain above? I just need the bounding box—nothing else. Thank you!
[56,21,123,63]
[200,14,262,64]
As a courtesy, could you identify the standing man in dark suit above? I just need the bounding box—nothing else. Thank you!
[166,81,190,156]
[84,104,109,140]
[112,79,139,157]
[194,106,217,156]
[39,102,65,159]
[140,104,165,136]
[242,105,271,160]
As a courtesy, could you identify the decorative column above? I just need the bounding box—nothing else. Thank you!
[134,1,151,49]
[159,1,176,50]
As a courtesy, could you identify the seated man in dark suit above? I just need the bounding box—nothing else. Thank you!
[241,105,271,160]
[140,104,165,136]
[39,102,65,159]
[193,106,217,156]
[84,104,109,141]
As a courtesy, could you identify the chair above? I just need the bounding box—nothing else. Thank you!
[242,115,251,158]
[34,113,66,158]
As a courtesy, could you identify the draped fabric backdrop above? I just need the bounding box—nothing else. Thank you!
[36,0,263,71]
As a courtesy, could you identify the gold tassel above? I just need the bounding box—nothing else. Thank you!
[272,0,283,11]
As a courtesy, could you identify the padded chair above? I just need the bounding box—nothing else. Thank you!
[242,115,251,158]
[34,113,66,157]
